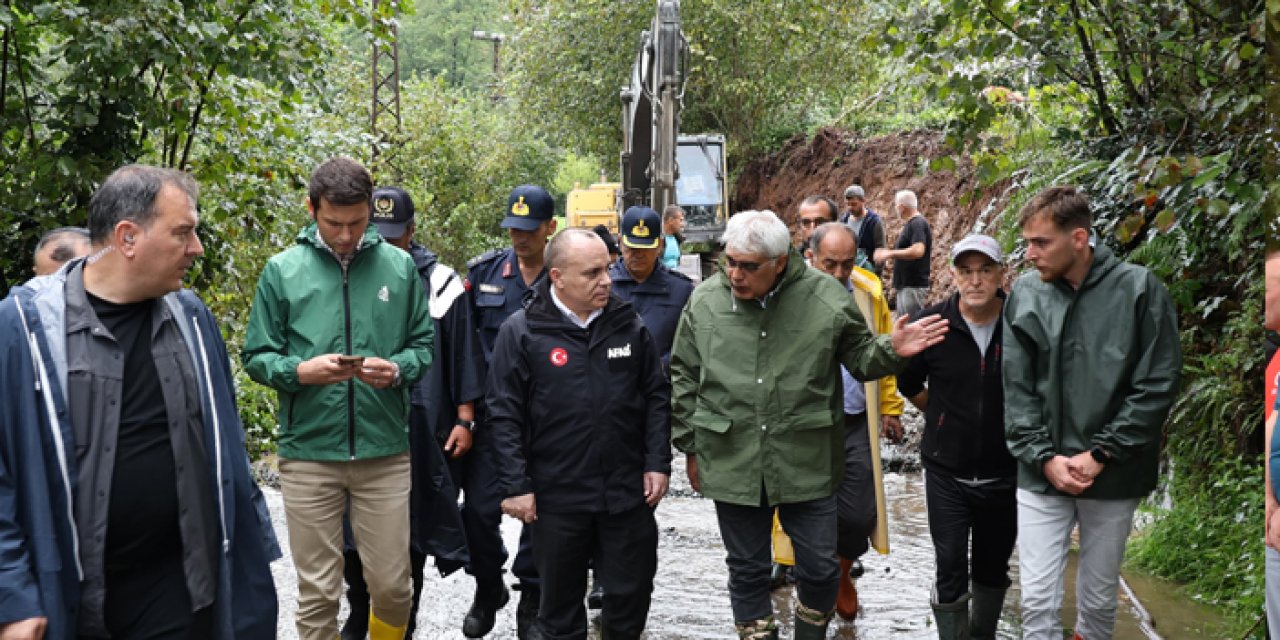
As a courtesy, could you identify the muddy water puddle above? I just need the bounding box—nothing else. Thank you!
[268,456,1225,638]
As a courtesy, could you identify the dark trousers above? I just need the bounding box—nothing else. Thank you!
[450,427,513,587]
[94,557,213,640]
[835,413,876,561]
[715,494,839,621]
[529,506,658,639]
[924,469,1017,603]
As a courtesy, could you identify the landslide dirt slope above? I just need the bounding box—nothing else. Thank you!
[732,127,1013,307]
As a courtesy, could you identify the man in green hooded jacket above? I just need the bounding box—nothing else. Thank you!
[1003,186,1180,640]
[242,157,434,640]
[670,209,948,639]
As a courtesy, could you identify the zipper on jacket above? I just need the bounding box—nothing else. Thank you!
[343,265,355,460]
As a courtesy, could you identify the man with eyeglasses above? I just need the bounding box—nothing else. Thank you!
[670,210,948,640]
[794,196,838,251]
[839,185,886,278]
[795,195,872,273]
[896,234,1017,640]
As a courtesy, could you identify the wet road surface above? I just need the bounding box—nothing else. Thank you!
[266,452,1226,638]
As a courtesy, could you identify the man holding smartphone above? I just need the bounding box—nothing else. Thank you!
[243,157,435,640]
[336,186,485,639]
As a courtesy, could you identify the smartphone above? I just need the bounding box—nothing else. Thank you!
[336,355,365,367]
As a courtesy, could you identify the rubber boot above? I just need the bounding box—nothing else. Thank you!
[404,548,426,639]
[733,615,778,640]
[930,591,971,640]
[793,601,833,640]
[968,582,1007,640]
[341,548,370,640]
[368,612,407,640]
[835,556,859,620]
[515,584,540,640]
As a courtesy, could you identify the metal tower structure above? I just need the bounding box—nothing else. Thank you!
[370,0,401,163]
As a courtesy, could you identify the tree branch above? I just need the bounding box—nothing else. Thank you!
[977,0,1089,88]
[178,3,255,170]
[1068,0,1120,135]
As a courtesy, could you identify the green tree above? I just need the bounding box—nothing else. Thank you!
[0,0,363,284]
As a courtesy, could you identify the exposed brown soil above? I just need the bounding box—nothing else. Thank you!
[732,127,1014,306]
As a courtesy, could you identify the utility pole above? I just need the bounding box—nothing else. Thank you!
[471,30,505,102]
[370,0,401,164]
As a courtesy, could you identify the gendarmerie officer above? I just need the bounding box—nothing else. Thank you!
[608,206,694,368]
[464,185,557,637]
[488,228,671,640]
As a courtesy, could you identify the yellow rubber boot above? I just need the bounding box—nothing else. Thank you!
[368,611,407,640]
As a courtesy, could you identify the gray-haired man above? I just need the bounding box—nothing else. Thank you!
[670,210,947,639]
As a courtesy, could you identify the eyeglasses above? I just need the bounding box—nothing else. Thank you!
[721,256,775,273]
[798,217,827,228]
[955,265,999,279]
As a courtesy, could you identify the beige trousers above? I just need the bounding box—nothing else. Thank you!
[280,452,412,640]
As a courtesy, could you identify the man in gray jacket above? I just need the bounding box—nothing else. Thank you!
[0,165,280,640]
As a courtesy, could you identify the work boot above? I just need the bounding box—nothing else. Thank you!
[968,582,1007,640]
[793,601,833,640]
[930,590,971,640]
[515,584,540,640]
[835,556,859,620]
[733,615,778,640]
[368,612,407,640]
[587,579,604,609]
[462,581,510,638]
[340,549,370,640]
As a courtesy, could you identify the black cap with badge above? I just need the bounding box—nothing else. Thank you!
[619,206,662,249]
[500,185,555,232]
[370,186,415,239]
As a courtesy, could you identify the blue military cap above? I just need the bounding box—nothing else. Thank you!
[500,185,555,231]
[620,206,662,249]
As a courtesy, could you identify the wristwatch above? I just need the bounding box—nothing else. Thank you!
[457,419,476,433]
[1089,445,1110,464]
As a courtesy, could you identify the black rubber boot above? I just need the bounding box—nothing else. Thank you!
[793,601,833,640]
[461,580,510,638]
[515,584,540,640]
[340,548,370,640]
[968,582,1007,640]
[930,590,971,640]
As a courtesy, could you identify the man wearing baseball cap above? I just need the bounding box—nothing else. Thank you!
[896,234,1016,639]
[464,184,557,637]
[609,206,695,368]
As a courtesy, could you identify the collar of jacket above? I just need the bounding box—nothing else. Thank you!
[609,257,672,291]
[294,221,382,257]
[938,288,1007,335]
[524,275,635,341]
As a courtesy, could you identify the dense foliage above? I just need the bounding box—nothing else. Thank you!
[1,1,1270,629]
[890,0,1270,628]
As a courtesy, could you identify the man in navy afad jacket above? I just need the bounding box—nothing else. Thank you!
[0,166,279,639]
[487,229,672,640]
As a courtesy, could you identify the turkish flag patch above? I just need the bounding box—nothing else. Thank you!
[549,347,569,367]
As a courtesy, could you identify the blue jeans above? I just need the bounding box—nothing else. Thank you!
[1016,489,1139,640]
[714,495,839,622]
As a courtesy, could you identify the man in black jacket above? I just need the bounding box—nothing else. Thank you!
[487,228,672,640]
[897,234,1016,640]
